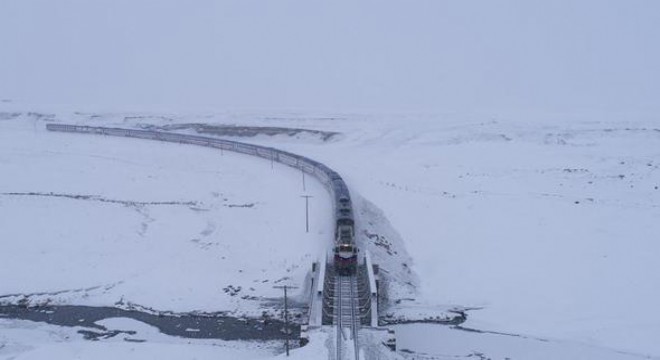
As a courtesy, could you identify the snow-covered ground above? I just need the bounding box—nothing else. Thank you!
[0,115,332,315]
[2,1,659,358]
[394,324,653,360]
[0,318,281,360]
[265,114,660,358]
[2,110,659,359]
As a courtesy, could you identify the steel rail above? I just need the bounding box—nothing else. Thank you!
[335,275,360,360]
[349,275,360,360]
[336,275,343,360]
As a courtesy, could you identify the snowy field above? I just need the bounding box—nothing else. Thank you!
[245,113,660,358]
[0,318,282,360]
[394,324,653,360]
[0,115,332,314]
[2,0,660,358]
[2,111,659,359]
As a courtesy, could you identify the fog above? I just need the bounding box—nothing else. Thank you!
[2,0,659,115]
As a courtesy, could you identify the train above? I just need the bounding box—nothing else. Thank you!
[46,124,359,275]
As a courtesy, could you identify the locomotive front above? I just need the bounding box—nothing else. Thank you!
[334,193,358,275]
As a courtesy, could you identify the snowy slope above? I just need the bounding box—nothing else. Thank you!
[260,114,660,357]
[0,116,332,315]
[2,111,659,360]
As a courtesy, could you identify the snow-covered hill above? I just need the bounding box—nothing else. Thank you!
[0,116,332,315]
[1,111,659,359]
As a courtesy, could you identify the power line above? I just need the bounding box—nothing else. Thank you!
[273,285,299,356]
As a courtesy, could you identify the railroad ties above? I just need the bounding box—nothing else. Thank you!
[319,262,377,360]
[334,274,360,360]
[319,263,368,360]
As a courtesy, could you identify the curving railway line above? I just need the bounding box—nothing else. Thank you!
[46,124,364,359]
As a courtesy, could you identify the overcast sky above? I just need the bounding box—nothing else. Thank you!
[1,0,659,115]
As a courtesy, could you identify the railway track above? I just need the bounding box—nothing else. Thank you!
[335,275,360,360]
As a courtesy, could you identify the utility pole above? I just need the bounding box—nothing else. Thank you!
[274,285,299,356]
[301,168,306,191]
[300,195,313,233]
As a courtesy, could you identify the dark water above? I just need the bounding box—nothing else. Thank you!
[0,305,300,341]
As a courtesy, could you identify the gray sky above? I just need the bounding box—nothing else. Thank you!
[1,0,659,115]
